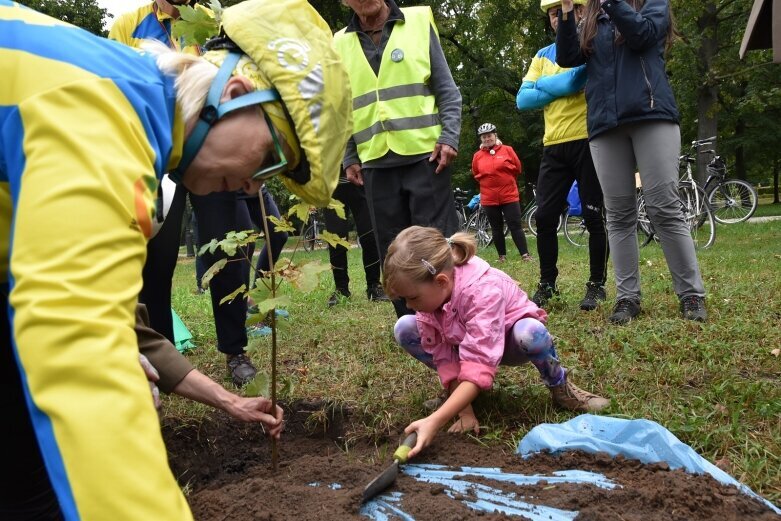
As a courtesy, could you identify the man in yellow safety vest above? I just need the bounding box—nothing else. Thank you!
[334,0,462,318]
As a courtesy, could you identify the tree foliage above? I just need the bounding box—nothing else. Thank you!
[309,0,780,198]
[20,0,108,36]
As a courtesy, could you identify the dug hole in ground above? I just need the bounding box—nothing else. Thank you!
[162,400,780,520]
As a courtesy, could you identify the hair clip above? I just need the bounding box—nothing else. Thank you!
[445,237,453,246]
[421,258,436,275]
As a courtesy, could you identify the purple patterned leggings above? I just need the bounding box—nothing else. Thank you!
[393,315,565,387]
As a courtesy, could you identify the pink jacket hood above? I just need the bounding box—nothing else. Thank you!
[415,256,546,390]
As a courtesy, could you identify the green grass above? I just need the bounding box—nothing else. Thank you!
[168,221,781,504]
[753,201,781,218]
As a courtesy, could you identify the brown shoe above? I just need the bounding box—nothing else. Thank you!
[549,375,610,413]
[226,353,256,387]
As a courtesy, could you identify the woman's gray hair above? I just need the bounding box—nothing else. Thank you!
[141,40,218,122]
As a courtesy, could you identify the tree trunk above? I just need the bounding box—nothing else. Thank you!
[694,2,719,184]
[774,157,780,204]
[734,119,747,181]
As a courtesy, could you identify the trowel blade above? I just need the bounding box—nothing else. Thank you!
[361,460,399,503]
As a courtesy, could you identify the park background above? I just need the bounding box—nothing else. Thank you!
[20,0,781,506]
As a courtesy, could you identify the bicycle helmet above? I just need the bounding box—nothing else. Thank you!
[477,123,497,136]
[540,0,586,14]
[170,0,352,207]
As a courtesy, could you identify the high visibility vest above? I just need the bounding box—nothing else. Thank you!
[334,7,442,162]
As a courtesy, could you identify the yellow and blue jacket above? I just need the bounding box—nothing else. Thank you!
[0,2,189,519]
[108,0,203,54]
[517,42,588,146]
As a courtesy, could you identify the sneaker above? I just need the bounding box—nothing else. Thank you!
[580,282,606,311]
[521,253,533,262]
[549,373,610,412]
[608,298,641,325]
[497,255,507,263]
[246,324,272,338]
[226,353,257,387]
[247,305,289,320]
[680,295,707,322]
[327,288,351,307]
[531,282,559,308]
[366,283,390,302]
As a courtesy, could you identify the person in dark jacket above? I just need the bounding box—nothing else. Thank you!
[470,123,532,263]
[556,0,707,324]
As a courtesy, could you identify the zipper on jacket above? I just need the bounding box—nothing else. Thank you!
[639,57,655,109]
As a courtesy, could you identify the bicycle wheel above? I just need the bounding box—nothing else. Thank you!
[467,209,493,248]
[525,205,538,237]
[678,184,715,249]
[636,192,656,248]
[563,213,588,247]
[301,223,316,252]
[708,179,758,224]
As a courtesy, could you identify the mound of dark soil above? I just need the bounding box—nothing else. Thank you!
[161,402,780,521]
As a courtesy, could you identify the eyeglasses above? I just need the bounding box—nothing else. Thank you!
[252,110,289,181]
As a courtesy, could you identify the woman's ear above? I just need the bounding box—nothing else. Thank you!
[220,75,255,103]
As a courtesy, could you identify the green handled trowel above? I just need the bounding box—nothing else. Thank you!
[361,432,418,503]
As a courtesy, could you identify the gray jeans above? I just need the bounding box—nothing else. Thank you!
[589,120,705,301]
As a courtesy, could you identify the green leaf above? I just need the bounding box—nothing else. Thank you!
[327,198,346,220]
[219,284,247,305]
[292,260,331,292]
[198,239,219,256]
[201,258,227,289]
[254,295,292,315]
[268,215,296,233]
[217,236,240,257]
[171,5,219,46]
[320,230,351,250]
[288,202,312,224]
[243,372,270,398]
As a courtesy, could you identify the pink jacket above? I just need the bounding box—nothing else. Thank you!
[415,256,547,390]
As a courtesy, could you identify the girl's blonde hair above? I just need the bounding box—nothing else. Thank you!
[141,40,218,122]
[383,226,477,299]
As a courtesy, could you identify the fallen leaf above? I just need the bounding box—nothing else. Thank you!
[772,349,780,357]
[714,404,729,416]
[714,457,732,472]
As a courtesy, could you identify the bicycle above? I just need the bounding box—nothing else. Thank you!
[687,137,758,224]
[300,209,326,252]
[523,184,564,239]
[452,187,473,232]
[636,143,717,249]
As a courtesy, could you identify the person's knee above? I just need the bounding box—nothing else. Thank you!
[393,314,419,346]
[603,194,637,226]
[535,205,564,231]
[511,317,551,355]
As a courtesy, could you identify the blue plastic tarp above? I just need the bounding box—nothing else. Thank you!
[519,414,781,515]
[360,414,780,519]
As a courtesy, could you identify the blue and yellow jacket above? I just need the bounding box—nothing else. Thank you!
[517,43,588,146]
[0,2,189,519]
[108,1,203,54]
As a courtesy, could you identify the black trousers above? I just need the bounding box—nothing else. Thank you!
[535,138,609,285]
[324,182,381,294]
[483,201,529,257]
[363,158,458,317]
[191,188,286,355]
[139,184,187,343]
[2,293,64,520]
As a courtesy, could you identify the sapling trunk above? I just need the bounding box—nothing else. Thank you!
[257,189,279,473]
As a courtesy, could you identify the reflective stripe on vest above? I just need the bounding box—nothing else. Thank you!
[334,7,442,162]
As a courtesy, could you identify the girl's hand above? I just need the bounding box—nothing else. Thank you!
[561,0,574,11]
[404,416,440,459]
[447,413,480,435]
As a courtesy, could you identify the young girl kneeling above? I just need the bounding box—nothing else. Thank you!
[384,226,609,458]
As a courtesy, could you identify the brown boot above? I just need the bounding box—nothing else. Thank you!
[549,374,610,412]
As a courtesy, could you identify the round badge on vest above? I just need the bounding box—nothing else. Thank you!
[390,48,404,62]
[489,149,495,155]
